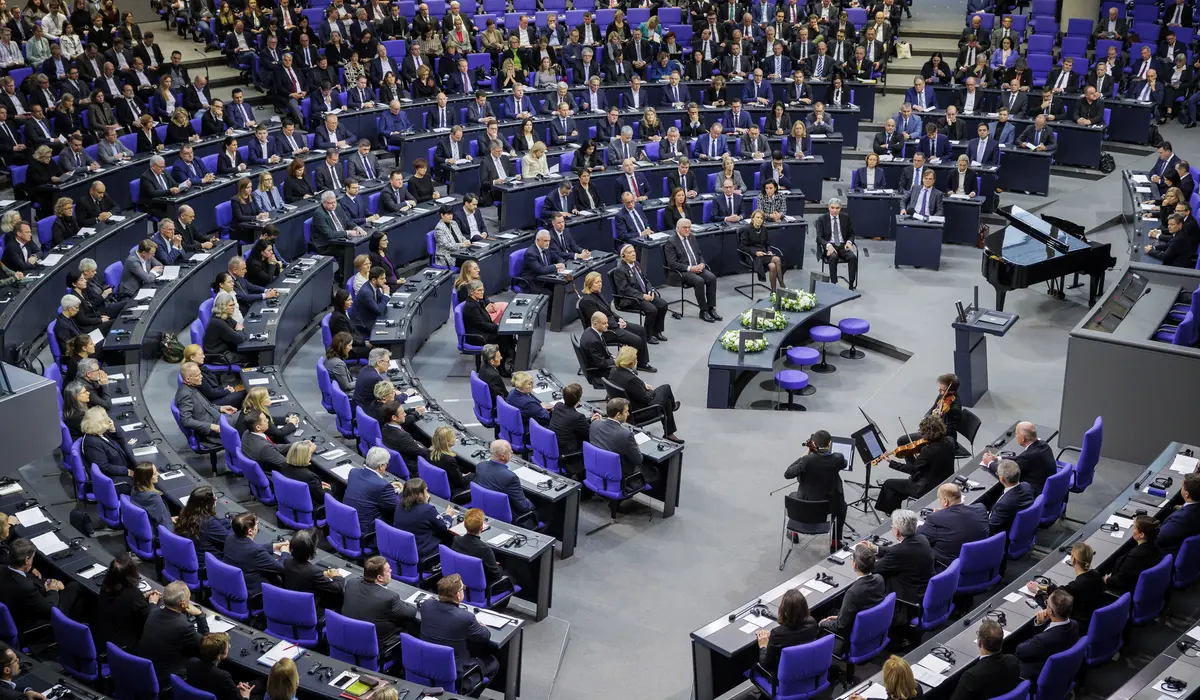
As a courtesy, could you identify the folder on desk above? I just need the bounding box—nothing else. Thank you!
[256,641,303,668]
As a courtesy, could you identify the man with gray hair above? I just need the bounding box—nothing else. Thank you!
[75,358,112,409]
[983,421,1056,494]
[818,544,885,652]
[136,579,208,687]
[814,197,857,290]
[610,126,641,163]
[984,459,1035,535]
[139,154,183,219]
[54,294,83,350]
[353,347,392,409]
[521,229,567,295]
[664,218,721,322]
[176,361,237,446]
[869,508,935,628]
[478,342,509,398]
[152,218,184,265]
[343,446,402,536]
[475,440,536,527]
[310,190,364,257]
[917,483,990,566]
[1016,589,1078,680]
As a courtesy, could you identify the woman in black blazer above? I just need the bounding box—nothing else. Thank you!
[572,140,604,174]
[608,346,681,443]
[613,243,669,339]
[578,270,652,368]
[368,232,400,286]
[165,110,198,145]
[80,407,134,494]
[329,289,368,357]
[283,160,315,203]
[230,178,262,238]
[92,554,158,651]
[54,95,88,144]
[378,75,403,105]
[134,115,163,153]
[765,101,791,138]
[204,292,251,365]
[945,155,977,198]
[406,159,436,202]
[61,380,90,440]
[705,76,728,107]
[1105,516,1164,593]
[756,589,821,674]
[662,186,689,233]
[26,146,63,214]
[739,210,784,292]
[51,197,81,246]
[512,119,537,153]
[245,239,282,287]
[1034,542,1108,633]
[461,279,515,356]
[429,426,473,502]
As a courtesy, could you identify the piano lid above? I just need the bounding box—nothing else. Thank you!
[997,205,1091,253]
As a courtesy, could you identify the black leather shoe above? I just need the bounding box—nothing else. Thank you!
[655,333,668,341]
[638,364,658,373]
[709,310,723,321]
[700,311,716,322]
[647,336,659,344]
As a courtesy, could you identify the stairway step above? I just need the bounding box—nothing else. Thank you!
[901,28,967,40]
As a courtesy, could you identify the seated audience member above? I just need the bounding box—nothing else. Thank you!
[504,370,552,429]
[1105,515,1164,593]
[946,620,1022,700]
[172,486,231,557]
[984,459,1036,535]
[393,478,455,559]
[222,512,289,597]
[340,556,418,664]
[548,382,596,479]
[608,345,682,443]
[473,440,537,528]
[1026,542,1105,633]
[755,588,820,675]
[92,554,159,652]
[418,574,499,689]
[981,421,1056,493]
[818,545,885,653]
[81,406,135,493]
[282,528,345,612]
[451,508,512,587]
[130,462,173,530]
[916,483,990,565]
[278,439,331,509]
[135,580,209,687]
[1015,589,1079,681]
[344,447,402,538]
[381,399,431,473]
[185,633,256,700]
[1158,472,1200,553]
[869,509,935,626]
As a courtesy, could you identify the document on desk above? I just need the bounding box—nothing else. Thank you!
[1171,454,1199,474]
[495,232,518,239]
[406,591,433,605]
[1135,186,1153,194]
[910,664,946,687]
[119,422,143,432]
[476,610,510,628]
[804,579,833,593]
[487,532,513,547]
[1131,174,1151,184]
[331,464,354,481]
[78,563,108,580]
[30,532,67,555]
[634,432,651,445]
[256,641,304,668]
[16,506,49,527]
[108,215,127,222]
[1186,625,1200,642]
[158,469,186,481]
[0,483,20,496]
[112,396,134,405]
[107,373,125,381]
[1004,592,1024,603]
[204,614,235,634]
[247,377,270,386]
[158,266,181,281]
[649,232,670,240]
[839,681,888,700]
[134,288,156,300]
[513,466,546,484]
[38,254,63,267]
[916,655,951,675]
[133,446,159,457]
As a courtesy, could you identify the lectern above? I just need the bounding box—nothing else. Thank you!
[952,308,1019,407]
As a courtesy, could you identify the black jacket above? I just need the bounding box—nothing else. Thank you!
[578,327,613,374]
[1014,440,1057,494]
[607,366,657,414]
[184,659,242,700]
[282,556,344,611]
[874,534,936,609]
[758,617,821,674]
[202,316,246,360]
[895,437,956,498]
[948,654,1022,700]
[134,605,209,685]
[92,585,152,651]
[382,421,430,473]
[1106,541,1164,593]
[0,567,60,633]
[917,503,991,566]
[340,577,417,646]
[783,450,846,512]
[461,297,500,344]
[549,402,590,461]
[989,482,1036,535]
[824,573,886,637]
[452,532,505,583]
[477,363,507,405]
[1049,569,1107,632]
[1015,619,1079,680]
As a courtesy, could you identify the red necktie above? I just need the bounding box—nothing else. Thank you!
[630,175,639,197]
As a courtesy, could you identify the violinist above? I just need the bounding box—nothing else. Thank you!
[783,430,848,550]
[900,372,962,444]
[875,414,956,515]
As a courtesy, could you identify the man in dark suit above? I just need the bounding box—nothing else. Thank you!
[783,431,847,545]
[135,580,208,687]
[433,126,472,183]
[184,629,255,700]
[871,509,936,626]
[281,528,344,612]
[983,422,1057,494]
[454,195,488,242]
[548,383,594,480]
[1015,589,1080,681]
[77,181,119,228]
[903,170,945,218]
[473,441,536,528]
[984,459,1036,535]
[418,575,499,690]
[139,156,182,220]
[579,313,615,378]
[614,193,654,245]
[381,400,430,472]
[1,223,38,273]
[222,513,288,598]
[548,102,579,146]
[813,198,857,289]
[182,76,213,114]
[177,362,236,447]
[479,139,512,207]
[546,214,588,261]
[818,545,886,653]
[467,91,497,125]
[588,398,645,490]
[273,54,308,126]
[664,219,721,322]
[872,119,903,157]
[949,620,1023,700]
[967,122,1001,167]
[311,191,360,257]
[667,159,698,196]
[1019,114,1057,151]
[521,231,566,296]
[1157,472,1200,553]
[0,539,79,635]
[1046,58,1080,95]
[341,556,418,664]
[710,178,744,224]
[345,448,402,537]
[353,349,391,412]
[916,483,990,565]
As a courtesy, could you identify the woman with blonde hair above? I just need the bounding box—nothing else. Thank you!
[203,291,249,365]
[265,658,299,700]
[182,344,245,406]
[521,142,550,178]
[785,120,809,159]
[165,107,198,145]
[81,406,135,493]
[350,254,372,295]
[578,270,654,370]
[254,172,286,213]
[151,75,177,121]
[639,107,663,141]
[238,386,300,441]
[608,345,681,443]
[740,209,785,292]
[720,154,746,193]
[454,259,506,321]
[429,425,473,499]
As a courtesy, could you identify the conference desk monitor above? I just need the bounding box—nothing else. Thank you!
[1085,269,1150,333]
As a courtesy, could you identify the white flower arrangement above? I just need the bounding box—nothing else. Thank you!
[739,308,787,331]
[720,329,769,353]
[770,290,818,312]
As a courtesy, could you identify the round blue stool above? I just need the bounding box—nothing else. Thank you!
[786,346,821,395]
[838,318,870,359]
[809,325,841,373]
[773,370,809,411]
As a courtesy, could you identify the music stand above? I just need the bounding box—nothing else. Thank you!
[847,423,886,521]
[859,406,890,446]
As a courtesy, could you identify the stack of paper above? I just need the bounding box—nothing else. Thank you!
[39,254,63,267]
[30,532,67,555]
[134,289,156,300]
[158,266,181,281]
[331,464,354,481]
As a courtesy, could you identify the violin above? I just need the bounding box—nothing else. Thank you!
[936,391,956,416]
[869,437,928,467]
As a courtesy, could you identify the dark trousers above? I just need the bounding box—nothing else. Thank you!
[876,477,920,514]
[647,383,677,435]
[679,269,717,310]
[619,294,669,335]
[601,324,649,366]
[824,247,858,286]
[213,389,246,408]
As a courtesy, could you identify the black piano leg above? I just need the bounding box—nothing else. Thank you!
[1067,272,1083,291]
[994,288,1007,312]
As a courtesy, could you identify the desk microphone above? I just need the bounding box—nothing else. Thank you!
[963,602,994,627]
[728,598,763,622]
[1133,468,1154,492]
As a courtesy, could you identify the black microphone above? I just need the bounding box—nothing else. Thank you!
[192,47,210,82]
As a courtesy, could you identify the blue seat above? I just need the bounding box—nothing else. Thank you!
[1038,468,1072,527]
[1034,638,1086,700]
[316,356,335,413]
[217,415,244,476]
[508,249,530,292]
[376,438,411,479]
[400,633,488,696]
[205,552,252,621]
[170,675,216,700]
[376,519,437,586]
[159,526,202,592]
[262,583,320,648]
[469,371,498,431]
[1058,416,1101,494]
[835,593,895,678]
[1007,495,1043,560]
[582,441,649,516]
[118,495,156,560]
[1131,553,1173,624]
[417,456,453,501]
[988,680,1030,700]
[90,465,121,528]
[956,532,1005,596]
[331,381,356,437]
[272,471,324,529]
[107,643,159,700]
[326,610,388,671]
[52,608,103,683]
[747,635,834,700]
[66,438,93,502]
[1173,534,1200,589]
[911,559,959,632]
[439,544,518,609]
[454,302,485,367]
[36,216,56,248]
[495,396,527,453]
[104,261,123,289]
[1083,592,1129,666]
[355,405,381,457]
[325,492,368,559]
[470,482,514,523]
[528,420,565,474]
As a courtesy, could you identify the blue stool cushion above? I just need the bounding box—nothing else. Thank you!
[786,346,821,365]
[839,318,870,335]
[775,370,809,391]
[810,325,841,343]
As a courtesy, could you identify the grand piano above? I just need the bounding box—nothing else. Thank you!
[982,205,1116,311]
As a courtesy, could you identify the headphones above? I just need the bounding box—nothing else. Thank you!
[930,646,956,665]
[985,609,1007,626]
